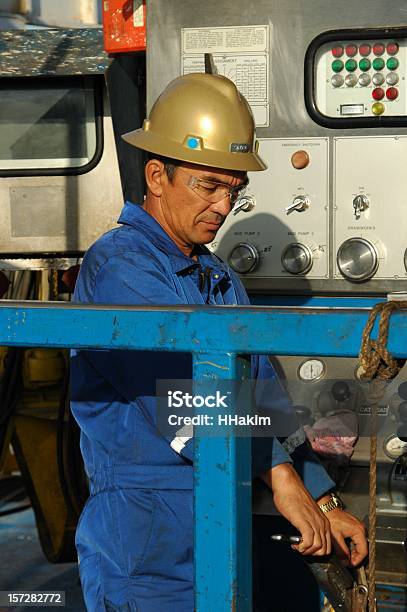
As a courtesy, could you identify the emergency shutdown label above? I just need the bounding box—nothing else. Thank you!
[181,25,270,127]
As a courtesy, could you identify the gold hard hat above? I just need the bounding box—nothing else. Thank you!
[122,73,267,172]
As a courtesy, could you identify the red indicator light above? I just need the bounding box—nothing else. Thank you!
[372,87,385,101]
[386,42,399,56]
[359,43,371,56]
[386,87,399,100]
[373,43,385,56]
[346,44,357,57]
[332,45,344,57]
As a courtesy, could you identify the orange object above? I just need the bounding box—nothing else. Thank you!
[291,150,310,170]
[103,0,146,54]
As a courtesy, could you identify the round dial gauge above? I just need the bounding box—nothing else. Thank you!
[228,242,259,274]
[298,359,326,381]
[383,434,407,460]
[337,237,379,281]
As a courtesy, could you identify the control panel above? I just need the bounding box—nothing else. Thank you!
[209,138,329,279]
[210,135,407,290]
[334,136,407,281]
[315,39,405,119]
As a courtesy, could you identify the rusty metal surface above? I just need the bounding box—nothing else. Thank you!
[0,28,109,77]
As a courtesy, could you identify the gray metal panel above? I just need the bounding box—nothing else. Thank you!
[0,27,128,261]
[0,90,123,258]
[146,0,407,138]
[10,186,66,237]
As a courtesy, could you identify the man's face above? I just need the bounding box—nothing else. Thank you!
[159,162,247,249]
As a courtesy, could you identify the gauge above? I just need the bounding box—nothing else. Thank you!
[298,359,326,381]
[383,434,407,460]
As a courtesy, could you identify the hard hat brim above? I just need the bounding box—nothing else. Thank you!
[122,128,267,172]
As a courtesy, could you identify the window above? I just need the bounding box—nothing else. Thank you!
[0,76,102,174]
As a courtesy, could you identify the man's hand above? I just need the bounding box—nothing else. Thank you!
[316,495,368,566]
[262,463,331,556]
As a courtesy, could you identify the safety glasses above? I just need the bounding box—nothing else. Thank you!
[176,168,248,205]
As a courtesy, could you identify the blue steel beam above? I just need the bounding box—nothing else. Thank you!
[193,353,252,612]
[2,300,407,612]
[1,300,407,357]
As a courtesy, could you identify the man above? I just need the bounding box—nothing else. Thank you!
[70,73,367,611]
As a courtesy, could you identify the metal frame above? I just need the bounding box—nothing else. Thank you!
[2,300,407,611]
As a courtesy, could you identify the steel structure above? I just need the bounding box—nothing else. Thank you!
[0,300,406,610]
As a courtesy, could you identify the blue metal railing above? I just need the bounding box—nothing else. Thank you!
[2,300,407,611]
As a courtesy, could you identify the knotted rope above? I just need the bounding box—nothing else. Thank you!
[357,300,407,612]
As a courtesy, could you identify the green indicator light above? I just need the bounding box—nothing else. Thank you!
[387,57,399,71]
[359,58,371,71]
[332,59,344,73]
[372,57,385,70]
[345,59,357,72]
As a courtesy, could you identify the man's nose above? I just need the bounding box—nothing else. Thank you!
[209,195,233,217]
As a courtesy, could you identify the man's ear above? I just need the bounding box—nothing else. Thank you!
[145,159,166,197]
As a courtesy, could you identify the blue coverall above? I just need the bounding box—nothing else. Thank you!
[70,201,334,611]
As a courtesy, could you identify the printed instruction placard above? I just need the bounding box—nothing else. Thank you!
[181,25,270,127]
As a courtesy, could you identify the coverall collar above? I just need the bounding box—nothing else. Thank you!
[118,201,229,277]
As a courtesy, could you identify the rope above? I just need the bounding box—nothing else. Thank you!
[358,301,407,381]
[49,269,59,301]
[364,380,382,612]
[357,300,407,612]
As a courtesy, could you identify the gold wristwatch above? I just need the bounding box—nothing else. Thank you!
[318,492,344,514]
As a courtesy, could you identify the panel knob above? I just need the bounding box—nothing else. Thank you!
[396,424,407,443]
[337,237,379,281]
[281,243,313,275]
[398,382,407,400]
[294,405,313,426]
[228,242,259,274]
[331,381,351,402]
[398,401,407,423]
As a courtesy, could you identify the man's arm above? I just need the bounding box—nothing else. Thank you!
[262,463,332,556]
[253,354,336,498]
[313,491,368,566]
[253,355,367,563]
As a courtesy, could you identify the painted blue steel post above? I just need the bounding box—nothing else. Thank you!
[193,352,252,612]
